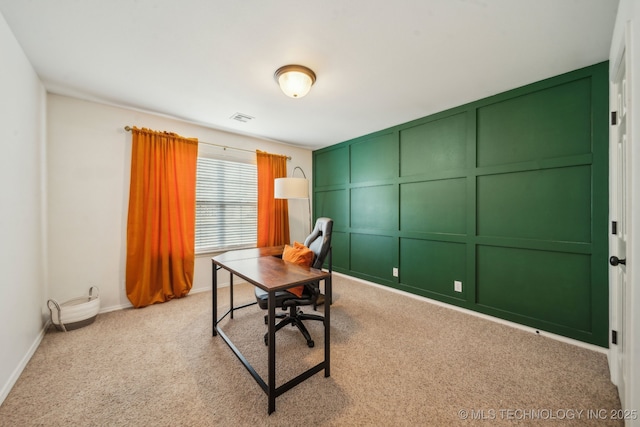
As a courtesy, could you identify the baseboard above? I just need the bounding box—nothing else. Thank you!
[190,286,219,294]
[0,322,49,405]
[99,302,132,313]
[334,272,607,355]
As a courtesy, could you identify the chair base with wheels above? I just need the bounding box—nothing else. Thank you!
[262,303,325,348]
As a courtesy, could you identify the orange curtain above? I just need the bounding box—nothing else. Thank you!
[125,127,198,308]
[256,150,290,247]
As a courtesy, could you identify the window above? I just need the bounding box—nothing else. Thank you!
[195,157,257,253]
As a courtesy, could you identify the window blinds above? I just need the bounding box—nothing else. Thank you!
[195,157,257,252]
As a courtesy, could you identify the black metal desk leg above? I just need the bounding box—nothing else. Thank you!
[268,291,276,414]
[230,272,234,319]
[212,261,218,337]
[324,275,331,377]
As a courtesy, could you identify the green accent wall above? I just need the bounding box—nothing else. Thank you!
[313,62,609,346]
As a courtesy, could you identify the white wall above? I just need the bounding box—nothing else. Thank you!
[609,0,640,422]
[47,95,313,312]
[0,12,47,403]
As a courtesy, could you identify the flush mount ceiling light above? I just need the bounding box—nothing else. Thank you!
[274,64,316,98]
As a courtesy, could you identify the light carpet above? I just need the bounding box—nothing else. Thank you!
[0,275,622,426]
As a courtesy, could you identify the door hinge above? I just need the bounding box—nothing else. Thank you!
[612,221,618,235]
[611,111,617,125]
[612,330,618,345]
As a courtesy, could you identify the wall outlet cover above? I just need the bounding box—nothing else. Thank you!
[454,280,463,292]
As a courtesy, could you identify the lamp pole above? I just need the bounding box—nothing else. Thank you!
[291,166,312,234]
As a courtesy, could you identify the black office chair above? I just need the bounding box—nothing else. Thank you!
[255,217,333,348]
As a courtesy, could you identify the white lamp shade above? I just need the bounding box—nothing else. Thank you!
[274,177,309,199]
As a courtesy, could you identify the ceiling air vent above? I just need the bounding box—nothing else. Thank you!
[230,112,254,123]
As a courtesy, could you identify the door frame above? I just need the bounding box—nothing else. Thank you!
[609,14,639,420]
[608,36,628,407]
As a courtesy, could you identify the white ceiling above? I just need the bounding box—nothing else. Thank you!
[0,0,618,150]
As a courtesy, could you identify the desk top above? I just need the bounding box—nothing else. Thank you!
[213,246,329,293]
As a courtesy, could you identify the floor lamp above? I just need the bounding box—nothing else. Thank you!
[274,166,312,236]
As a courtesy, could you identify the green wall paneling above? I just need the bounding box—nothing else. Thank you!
[400,238,466,301]
[351,185,398,231]
[476,77,592,167]
[329,230,349,271]
[477,166,592,243]
[351,132,398,183]
[400,178,467,235]
[400,112,467,176]
[314,146,349,187]
[312,61,608,346]
[350,233,395,282]
[315,189,348,229]
[476,245,591,334]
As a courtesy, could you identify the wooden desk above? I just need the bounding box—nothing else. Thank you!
[212,247,332,414]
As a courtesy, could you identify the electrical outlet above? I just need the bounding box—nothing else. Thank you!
[392,267,399,277]
[454,280,462,292]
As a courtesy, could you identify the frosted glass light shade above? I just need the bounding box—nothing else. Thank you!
[274,65,316,98]
[274,177,309,199]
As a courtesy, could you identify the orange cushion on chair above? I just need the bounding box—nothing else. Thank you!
[282,242,314,297]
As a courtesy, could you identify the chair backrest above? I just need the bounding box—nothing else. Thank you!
[303,217,333,269]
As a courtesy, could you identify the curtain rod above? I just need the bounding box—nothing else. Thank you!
[123,126,291,160]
